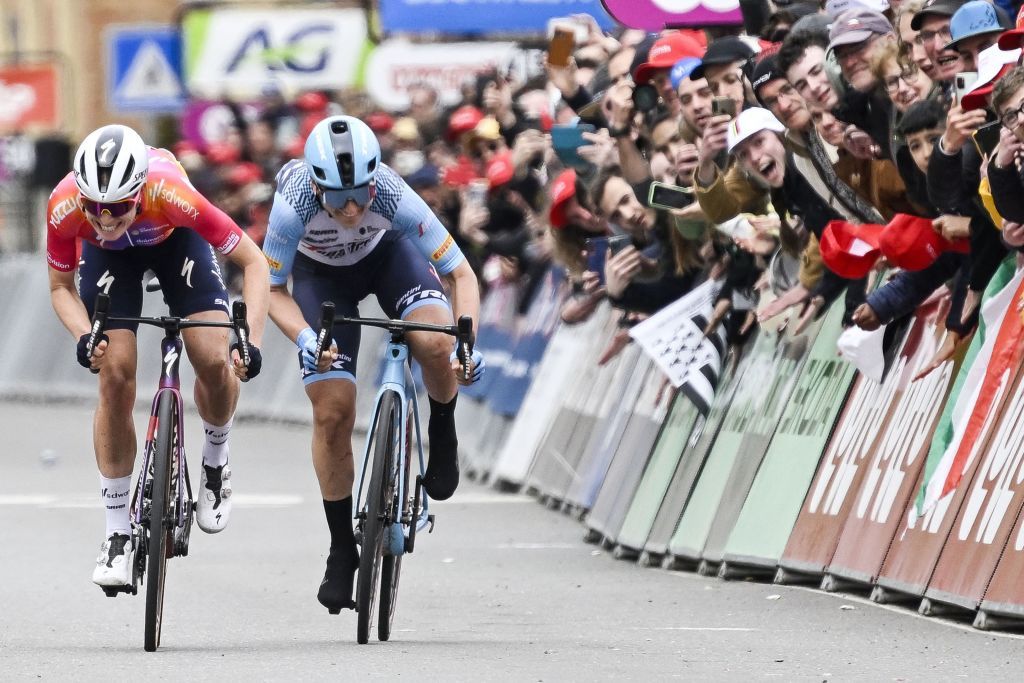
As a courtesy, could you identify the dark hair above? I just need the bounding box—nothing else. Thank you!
[763,10,796,42]
[591,166,625,217]
[777,30,829,79]
[896,97,946,138]
[991,65,1024,116]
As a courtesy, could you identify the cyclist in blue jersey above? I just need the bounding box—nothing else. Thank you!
[263,115,484,612]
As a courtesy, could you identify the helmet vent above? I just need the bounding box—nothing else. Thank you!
[331,121,349,134]
[337,153,355,186]
[366,158,377,174]
[312,165,327,181]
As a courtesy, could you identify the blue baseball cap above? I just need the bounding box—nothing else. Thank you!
[670,57,702,89]
[945,0,1010,51]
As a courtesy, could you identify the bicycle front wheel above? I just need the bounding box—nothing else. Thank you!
[379,398,413,642]
[356,390,401,645]
[144,393,176,652]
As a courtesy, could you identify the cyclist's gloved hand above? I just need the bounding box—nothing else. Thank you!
[297,327,334,374]
[450,348,485,383]
[77,332,109,372]
[232,342,262,380]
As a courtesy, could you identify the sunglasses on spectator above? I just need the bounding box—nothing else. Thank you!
[1000,102,1024,130]
[314,181,375,210]
[883,65,921,93]
[80,194,140,218]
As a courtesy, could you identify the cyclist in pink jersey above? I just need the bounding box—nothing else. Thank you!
[46,125,270,589]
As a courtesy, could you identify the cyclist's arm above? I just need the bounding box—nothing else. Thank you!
[224,235,269,347]
[264,191,312,344]
[48,266,91,340]
[440,259,481,339]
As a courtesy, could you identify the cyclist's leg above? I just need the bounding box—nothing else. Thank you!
[153,230,237,533]
[372,235,460,500]
[292,258,365,610]
[78,243,145,585]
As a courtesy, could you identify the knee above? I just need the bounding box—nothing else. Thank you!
[312,398,356,442]
[98,363,136,412]
[416,333,453,369]
[193,352,232,387]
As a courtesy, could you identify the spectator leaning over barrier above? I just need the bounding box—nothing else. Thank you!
[633,31,707,117]
[677,60,715,142]
[987,64,1024,247]
[689,36,758,116]
[944,0,1012,70]
[47,125,269,588]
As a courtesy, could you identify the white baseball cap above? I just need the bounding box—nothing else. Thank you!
[726,107,787,154]
[824,0,889,18]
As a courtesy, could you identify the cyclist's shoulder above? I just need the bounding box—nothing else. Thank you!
[46,174,86,232]
[273,159,319,224]
[370,163,406,223]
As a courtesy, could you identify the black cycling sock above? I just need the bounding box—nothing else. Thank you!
[424,395,460,501]
[319,497,358,612]
[323,497,356,555]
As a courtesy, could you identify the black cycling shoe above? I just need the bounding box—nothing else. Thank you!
[424,421,459,501]
[317,546,359,614]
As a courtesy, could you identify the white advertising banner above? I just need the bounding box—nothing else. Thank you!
[183,8,367,98]
[365,40,522,110]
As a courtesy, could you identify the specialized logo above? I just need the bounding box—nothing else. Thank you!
[164,348,180,377]
[97,270,116,294]
[182,257,195,288]
[98,138,117,165]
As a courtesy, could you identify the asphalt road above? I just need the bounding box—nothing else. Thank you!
[1,401,1022,681]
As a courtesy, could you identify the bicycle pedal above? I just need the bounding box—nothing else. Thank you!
[427,514,436,533]
[328,608,340,615]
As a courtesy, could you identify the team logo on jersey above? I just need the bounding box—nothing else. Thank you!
[48,196,78,228]
[217,232,241,254]
[149,178,200,220]
[264,253,283,270]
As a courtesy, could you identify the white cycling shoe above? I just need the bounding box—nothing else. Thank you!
[196,463,232,534]
[92,532,134,587]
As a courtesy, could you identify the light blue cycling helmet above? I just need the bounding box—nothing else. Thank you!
[303,115,381,208]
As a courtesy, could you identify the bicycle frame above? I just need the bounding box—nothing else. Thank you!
[353,336,431,555]
[131,333,192,535]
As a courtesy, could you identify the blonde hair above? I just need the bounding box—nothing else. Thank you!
[868,40,901,83]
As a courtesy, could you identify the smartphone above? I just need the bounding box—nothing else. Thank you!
[711,96,737,118]
[973,121,1001,156]
[552,122,597,167]
[648,181,693,211]
[547,27,575,68]
[608,234,632,255]
[466,179,489,207]
[953,71,978,106]
[585,236,609,283]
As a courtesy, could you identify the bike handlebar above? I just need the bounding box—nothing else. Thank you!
[88,292,253,375]
[314,301,475,379]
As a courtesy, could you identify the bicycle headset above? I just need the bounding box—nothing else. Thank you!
[303,115,381,209]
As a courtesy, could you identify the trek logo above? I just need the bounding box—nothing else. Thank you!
[148,178,200,220]
[226,23,334,74]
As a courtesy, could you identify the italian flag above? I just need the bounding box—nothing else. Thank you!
[914,259,1022,518]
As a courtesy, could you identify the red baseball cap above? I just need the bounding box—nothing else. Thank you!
[819,220,884,279]
[446,105,484,142]
[960,43,1021,111]
[365,111,395,134]
[878,214,970,271]
[548,169,577,229]
[295,91,329,112]
[633,32,706,85]
[997,4,1024,49]
[486,151,515,188]
[226,162,263,187]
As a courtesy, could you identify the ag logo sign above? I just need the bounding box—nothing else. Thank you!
[183,7,367,98]
[602,0,742,29]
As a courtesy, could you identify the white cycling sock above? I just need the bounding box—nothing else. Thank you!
[202,418,232,468]
[100,474,132,537]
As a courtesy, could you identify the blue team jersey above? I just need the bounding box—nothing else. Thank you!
[263,160,464,286]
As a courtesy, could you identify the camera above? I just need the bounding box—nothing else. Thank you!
[631,84,659,113]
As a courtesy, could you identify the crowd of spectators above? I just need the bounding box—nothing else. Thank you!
[186,0,1024,370]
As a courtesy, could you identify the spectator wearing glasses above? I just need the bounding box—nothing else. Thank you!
[896,0,937,79]
[988,65,1024,238]
[911,0,967,86]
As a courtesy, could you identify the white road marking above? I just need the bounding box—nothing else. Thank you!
[0,494,303,508]
[431,492,533,505]
[494,542,580,550]
[627,627,756,632]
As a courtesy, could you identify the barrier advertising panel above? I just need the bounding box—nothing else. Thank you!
[615,390,701,554]
[877,265,1022,600]
[379,0,614,35]
[825,298,957,586]
[668,328,779,561]
[979,500,1024,621]
[0,63,60,131]
[702,316,824,564]
[924,365,1024,611]
[643,343,747,559]
[778,315,916,579]
[564,347,649,510]
[586,363,670,543]
[721,303,854,570]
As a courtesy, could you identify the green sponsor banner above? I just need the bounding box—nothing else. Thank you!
[722,302,855,566]
[669,328,780,560]
[616,391,702,552]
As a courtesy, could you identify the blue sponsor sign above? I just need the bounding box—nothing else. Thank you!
[489,331,550,417]
[379,0,615,35]
[107,26,185,112]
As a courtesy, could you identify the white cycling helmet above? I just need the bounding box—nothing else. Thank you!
[73,125,149,202]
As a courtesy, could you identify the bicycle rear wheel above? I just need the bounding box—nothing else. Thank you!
[144,393,176,652]
[356,390,400,644]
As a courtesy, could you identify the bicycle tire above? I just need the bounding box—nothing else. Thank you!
[144,393,176,652]
[379,399,413,642]
[356,390,400,644]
